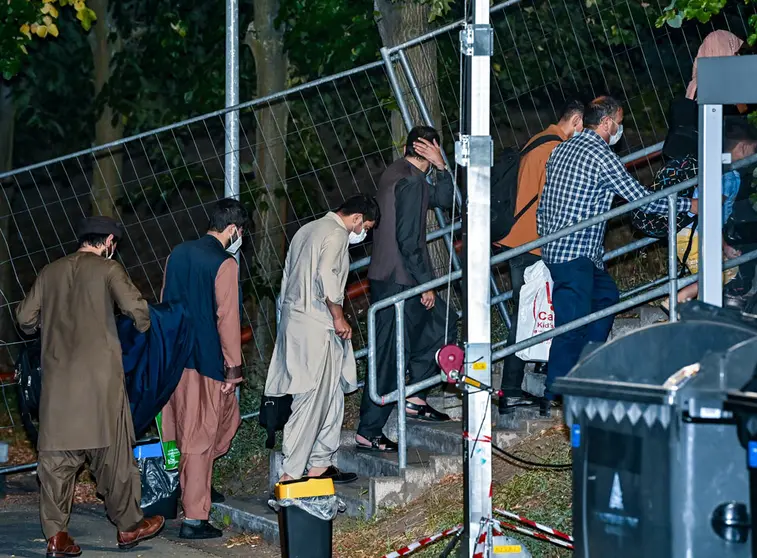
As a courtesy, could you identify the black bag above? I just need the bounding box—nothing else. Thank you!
[258,394,293,449]
[138,456,179,519]
[16,338,42,446]
[662,96,698,160]
[631,155,698,238]
[490,134,563,242]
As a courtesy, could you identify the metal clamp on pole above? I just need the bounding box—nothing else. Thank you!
[459,24,494,57]
[455,135,494,168]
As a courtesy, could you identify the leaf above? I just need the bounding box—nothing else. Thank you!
[667,13,684,27]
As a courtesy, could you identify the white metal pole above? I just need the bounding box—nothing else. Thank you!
[225,0,240,204]
[461,0,493,555]
[698,104,723,306]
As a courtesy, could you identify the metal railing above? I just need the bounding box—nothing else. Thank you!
[367,148,757,470]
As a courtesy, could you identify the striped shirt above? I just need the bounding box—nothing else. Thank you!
[537,130,692,268]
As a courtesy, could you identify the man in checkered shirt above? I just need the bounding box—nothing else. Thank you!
[536,96,698,402]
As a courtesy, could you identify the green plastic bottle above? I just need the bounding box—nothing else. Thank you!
[155,411,180,471]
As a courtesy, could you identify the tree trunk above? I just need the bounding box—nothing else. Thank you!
[0,82,18,368]
[245,0,289,375]
[374,0,448,279]
[89,0,123,218]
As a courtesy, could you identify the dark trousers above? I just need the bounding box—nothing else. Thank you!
[357,279,456,440]
[545,257,619,398]
[500,252,541,396]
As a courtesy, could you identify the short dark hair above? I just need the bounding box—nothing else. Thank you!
[78,233,111,249]
[404,126,441,158]
[336,194,380,225]
[208,198,249,233]
[559,99,584,122]
[583,96,622,128]
[724,117,757,152]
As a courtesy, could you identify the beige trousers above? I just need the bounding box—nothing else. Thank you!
[281,363,344,479]
[38,413,142,539]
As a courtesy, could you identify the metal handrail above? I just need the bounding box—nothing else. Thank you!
[367,147,757,470]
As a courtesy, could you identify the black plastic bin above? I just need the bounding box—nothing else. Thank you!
[554,312,757,558]
[275,477,334,558]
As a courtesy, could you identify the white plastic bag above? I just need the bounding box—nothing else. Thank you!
[515,260,554,362]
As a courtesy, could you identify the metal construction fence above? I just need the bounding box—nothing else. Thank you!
[0,0,755,440]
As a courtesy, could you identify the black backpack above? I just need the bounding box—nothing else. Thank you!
[258,394,292,449]
[491,134,563,242]
[631,155,698,239]
[16,338,42,446]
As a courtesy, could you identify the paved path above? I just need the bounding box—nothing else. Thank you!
[0,501,280,558]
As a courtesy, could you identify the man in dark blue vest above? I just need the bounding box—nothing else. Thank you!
[161,198,249,540]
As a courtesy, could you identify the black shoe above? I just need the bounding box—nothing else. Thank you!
[539,398,561,418]
[405,401,451,422]
[179,520,223,540]
[210,486,225,504]
[314,465,358,484]
[355,434,398,453]
[498,395,537,415]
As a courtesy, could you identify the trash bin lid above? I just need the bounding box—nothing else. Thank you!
[275,478,335,500]
[554,320,757,403]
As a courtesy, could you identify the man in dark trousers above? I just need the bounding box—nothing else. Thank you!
[355,125,456,452]
[16,216,164,557]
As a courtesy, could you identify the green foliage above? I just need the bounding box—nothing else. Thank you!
[1,0,95,80]
[658,0,757,45]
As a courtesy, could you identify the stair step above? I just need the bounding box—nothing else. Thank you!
[212,497,279,544]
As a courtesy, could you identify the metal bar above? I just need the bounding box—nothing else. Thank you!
[491,248,757,362]
[224,0,240,203]
[699,104,723,306]
[0,58,385,182]
[463,2,493,554]
[381,47,413,131]
[667,194,678,321]
[395,301,408,471]
[396,48,508,327]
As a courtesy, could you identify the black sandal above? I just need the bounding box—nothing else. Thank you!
[405,401,451,422]
[355,434,398,453]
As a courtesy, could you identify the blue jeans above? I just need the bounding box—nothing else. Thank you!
[545,257,619,399]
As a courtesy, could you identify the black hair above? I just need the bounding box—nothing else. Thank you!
[559,99,584,122]
[724,117,757,152]
[583,96,622,128]
[336,194,381,226]
[78,233,111,248]
[208,198,250,233]
[404,126,441,158]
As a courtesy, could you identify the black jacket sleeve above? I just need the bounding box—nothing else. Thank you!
[395,177,434,286]
[429,168,455,210]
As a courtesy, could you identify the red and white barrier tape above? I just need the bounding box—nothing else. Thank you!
[380,524,463,558]
[494,508,574,543]
[491,518,574,550]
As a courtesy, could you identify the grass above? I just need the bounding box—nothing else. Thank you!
[331,424,573,558]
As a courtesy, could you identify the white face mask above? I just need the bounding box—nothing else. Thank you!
[349,228,367,245]
[572,128,581,138]
[102,242,115,260]
[609,122,624,146]
[226,228,242,255]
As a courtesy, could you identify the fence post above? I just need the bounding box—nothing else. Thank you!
[225,0,240,204]
[458,2,493,555]
[395,47,511,330]
[667,194,678,321]
[699,103,723,306]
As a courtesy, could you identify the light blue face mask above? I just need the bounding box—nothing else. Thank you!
[572,128,581,138]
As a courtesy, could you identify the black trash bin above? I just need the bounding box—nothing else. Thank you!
[554,317,757,558]
[723,335,757,558]
[275,477,335,558]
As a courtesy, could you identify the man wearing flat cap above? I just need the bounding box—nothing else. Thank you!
[16,216,165,557]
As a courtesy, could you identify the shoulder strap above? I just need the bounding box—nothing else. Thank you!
[520,134,563,157]
[511,135,563,223]
[681,217,698,275]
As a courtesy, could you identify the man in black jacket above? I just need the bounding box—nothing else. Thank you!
[355,126,457,452]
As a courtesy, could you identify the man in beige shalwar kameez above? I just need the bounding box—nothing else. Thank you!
[160,199,248,540]
[265,195,379,483]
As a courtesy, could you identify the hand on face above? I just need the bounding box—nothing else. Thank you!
[413,138,445,170]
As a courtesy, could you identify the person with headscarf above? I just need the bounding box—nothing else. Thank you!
[16,216,164,557]
[686,29,747,113]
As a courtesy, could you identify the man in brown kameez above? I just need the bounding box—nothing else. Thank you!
[161,198,248,540]
[16,216,165,558]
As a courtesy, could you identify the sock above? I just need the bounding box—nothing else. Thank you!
[183,519,203,526]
